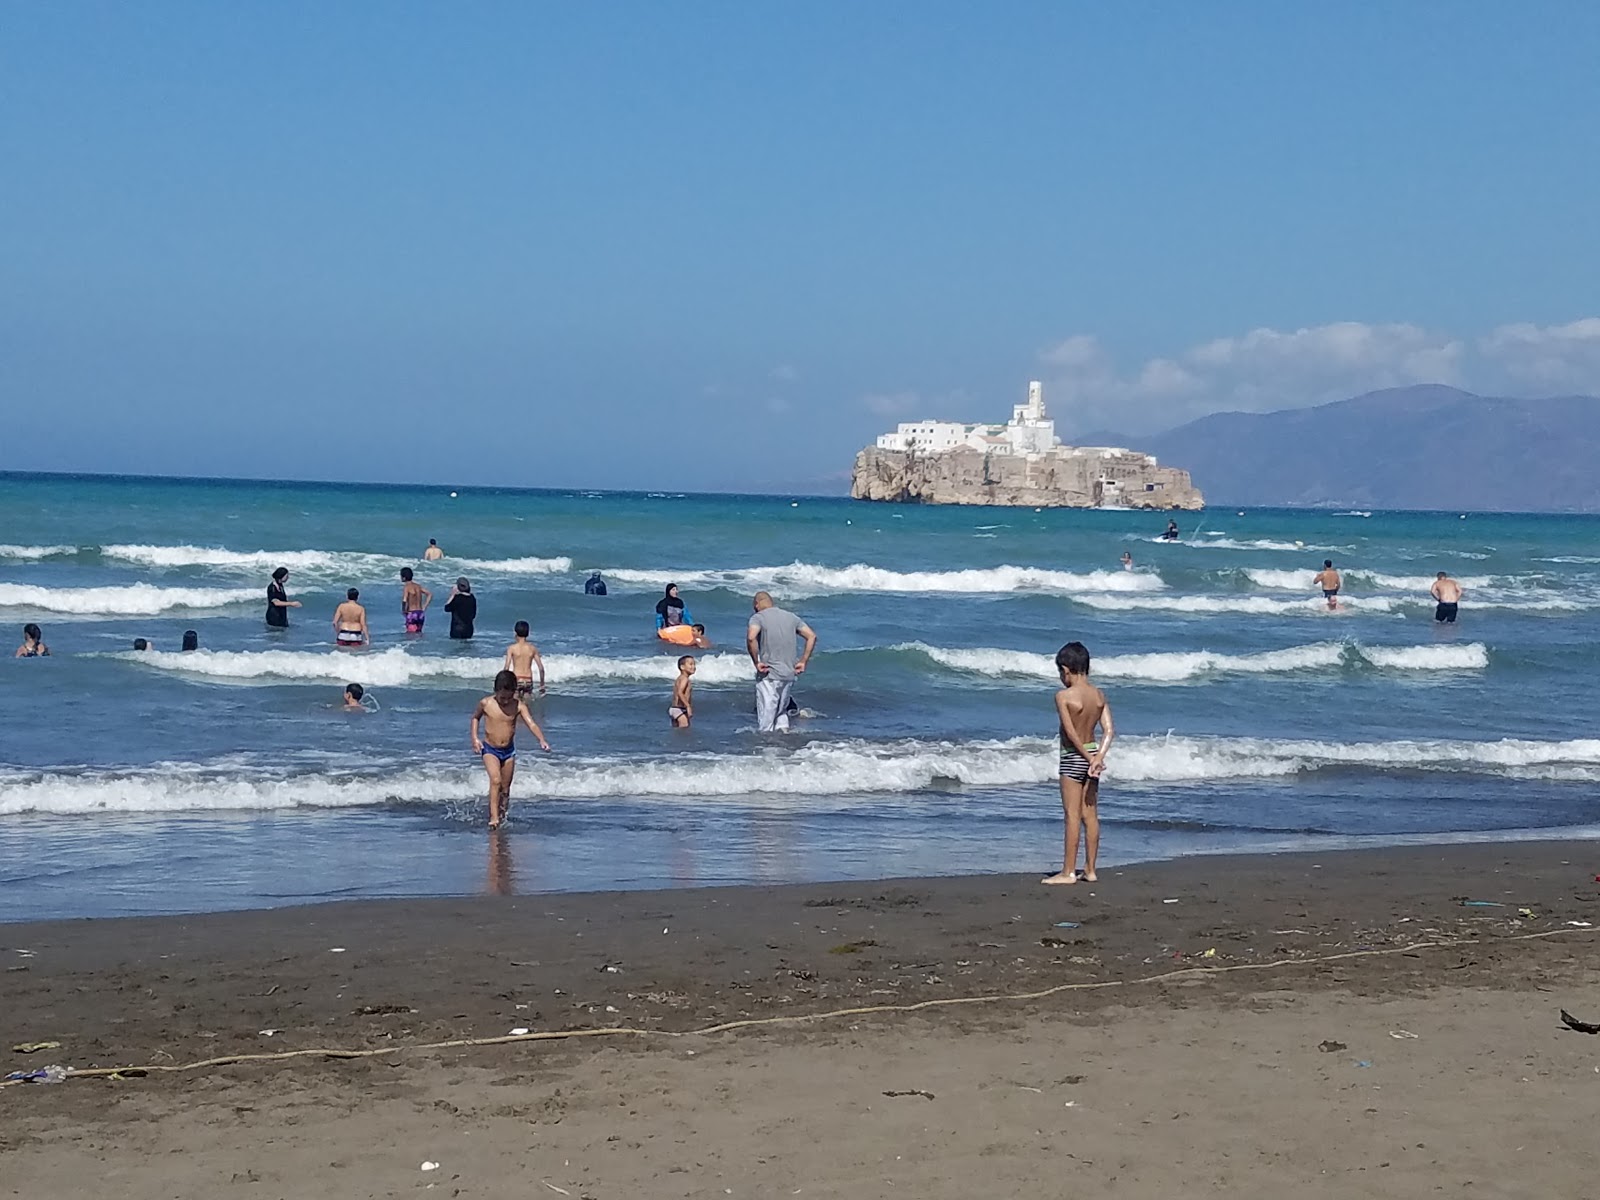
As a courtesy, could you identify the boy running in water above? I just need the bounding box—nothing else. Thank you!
[1043,641,1114,885]
[670,655,696,727]
[470,669,550,829]
[503,621,546,696]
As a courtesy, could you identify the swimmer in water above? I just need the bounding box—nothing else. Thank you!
[1162,519,1180,541]
[1121,551,1133,571]
[470,669,551,829]
[669,655,696,727]
[15,623,49,657]
[343,683,366,710]
[400,566,432,634]
[1313,559,1342,611]
[423,539,444,561]
[503,621,546,696]
[691,623,712,649]
[1043,640,1114,886]
[334,588,370,647]
[584,571,608,596]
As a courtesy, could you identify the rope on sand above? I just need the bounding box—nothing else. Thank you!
[5,925,1593,1089]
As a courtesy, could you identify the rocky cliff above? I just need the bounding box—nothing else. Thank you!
[850,446,1203,509]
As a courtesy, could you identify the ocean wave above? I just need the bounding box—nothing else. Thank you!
[0,544,78,560]
[6,730,1597,815]
[449,555,572,574]
[119,647,756,687]
[0,582,260,615]
[0,737,1050,815]
[101,543,572,577]
[603,561,1165,595]
[1243,567,1498,591]
[902,640,1487,681]
[1110,733,1600,783]
[1069,593,1401,616]
[1163,536,1345,553]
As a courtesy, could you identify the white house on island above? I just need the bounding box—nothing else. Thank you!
[874,380,1142,463]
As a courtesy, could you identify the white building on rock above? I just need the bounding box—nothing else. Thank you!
[874,380,1141,463]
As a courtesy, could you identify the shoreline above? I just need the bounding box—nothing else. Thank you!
[7,839,1600,1198]
[6,840,1597,1070]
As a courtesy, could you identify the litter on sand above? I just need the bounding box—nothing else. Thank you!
[1354,1061,1372,1068]
[1566,920,1594,928]
[10,1042,61,1054]
[4,1065,66,1084]
[1162,898,1179,904]
[420,1162,440,1172]
[882,1089,935,1100]
[1388,1030,1419,1040]
[1317,1040,1347,1053]
[1053,922,1081,929]
[509,1028,531,1036]
[1460,900,1505,908]
[1200,948,1217,959]
[1518,907,1537,917]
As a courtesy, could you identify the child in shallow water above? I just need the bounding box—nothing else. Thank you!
[470,670,551,829]
[669,656,696,727]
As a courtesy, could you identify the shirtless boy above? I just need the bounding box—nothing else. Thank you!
[1043,641,1114,886]
[333,588,369,647]
[1431,571,1464,623]
[670,655,696,727]
[470,669,551,829]
[1313,559,1342,610]
[690,623,712,649]
[503,621,546,695]
[400,567,432,634]
[343,683,366,710]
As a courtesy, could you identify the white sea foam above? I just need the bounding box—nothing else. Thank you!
[1173,536,1343,552]
[1537,555,1600,565]
[6,730,1597,815]
[1108,734,1600,783]
[1070,593,1401,616]
[1358,643,1490,670]
[451,555,572,574]
[0,737,1052,815]
[0,583,260,615]
[902,640,1487,681]
[120,647,755,687]
[603,561,1164,596]
[101,543,572,577]
[1244,567,1497,591]
[0,544,77,560]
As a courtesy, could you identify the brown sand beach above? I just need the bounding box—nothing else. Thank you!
[4,841,1600,1198]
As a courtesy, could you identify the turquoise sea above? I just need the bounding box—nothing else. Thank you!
[3,472,1598,921]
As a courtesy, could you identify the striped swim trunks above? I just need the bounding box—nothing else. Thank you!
[1058,741,1099,783]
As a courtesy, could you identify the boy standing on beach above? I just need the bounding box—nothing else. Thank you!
[470,669,551,829]
[503,621,546,696]
[670,655,696,727]
[1043,641,1114,886]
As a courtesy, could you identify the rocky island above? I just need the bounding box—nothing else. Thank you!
[851,382,1204,509]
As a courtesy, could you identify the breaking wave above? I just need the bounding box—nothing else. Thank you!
[1069,593,1401,616]
[118,647,756,688]
[100,543,571,577]
[1243,567,1498,591]
[0,544,78,560]
[0,582,260,615]
[5,731,1598,815]
[603,561,1164,595]
[902,640,1487,681]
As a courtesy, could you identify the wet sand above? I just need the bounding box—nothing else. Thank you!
[4,841,1600,1198]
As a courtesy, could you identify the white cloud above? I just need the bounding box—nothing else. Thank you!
[1037,318,1600,434]
[862,391,919,417]
[1478,318,1600,390]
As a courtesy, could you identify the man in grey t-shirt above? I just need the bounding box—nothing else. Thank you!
[746,591,817,732]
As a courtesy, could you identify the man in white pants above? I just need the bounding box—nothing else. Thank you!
[747,591,817,732]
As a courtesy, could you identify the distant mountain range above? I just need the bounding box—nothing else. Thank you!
[1079,385,1600,512]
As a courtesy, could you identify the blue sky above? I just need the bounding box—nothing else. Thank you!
[5,2,1599,490]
